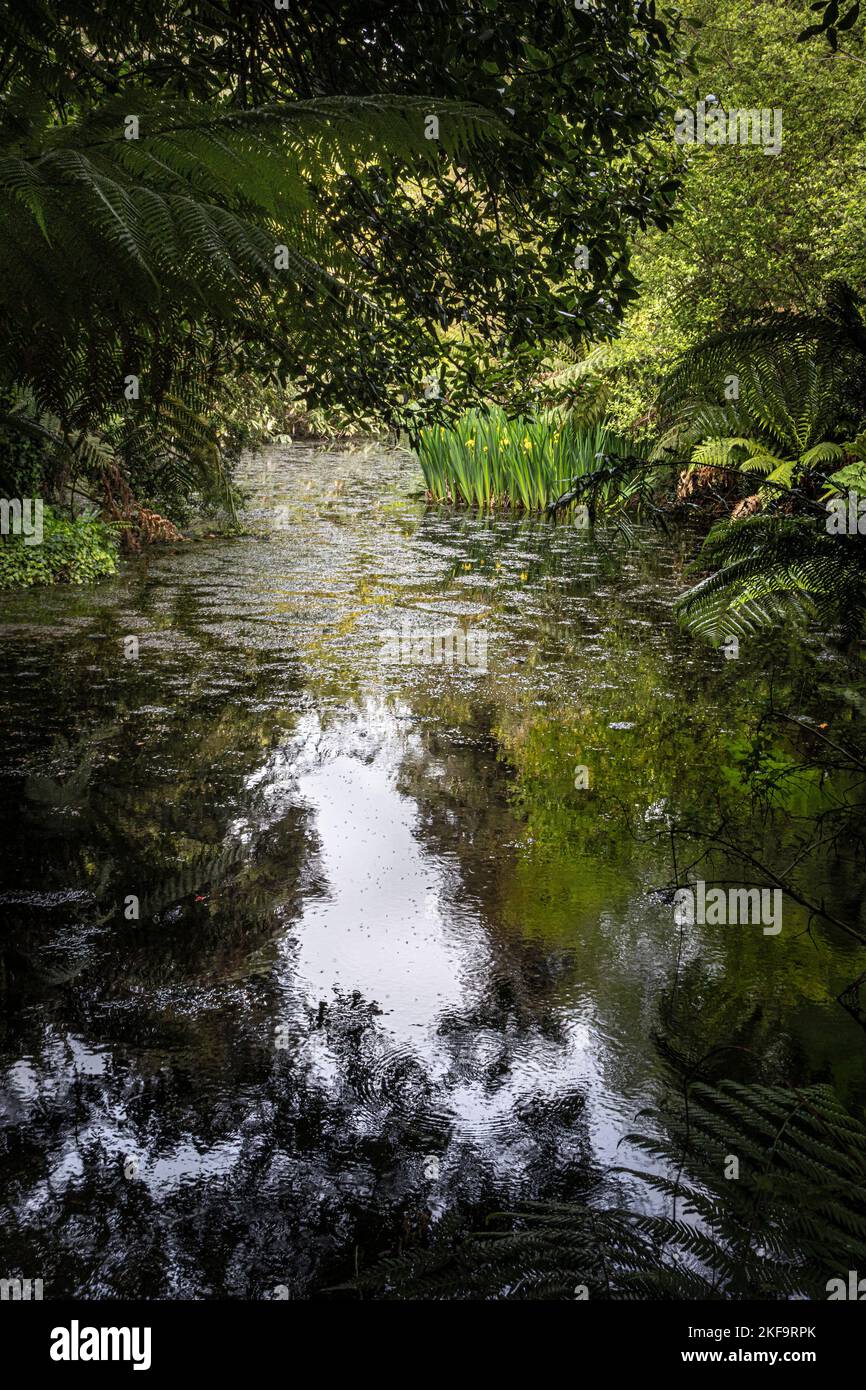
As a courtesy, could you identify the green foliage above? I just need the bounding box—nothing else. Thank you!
[417,409,644,512]
[675,512,866,639]
[642,289,866,637]
[0,83,497,513]
[601,0,866,432]
[0,1,688,517]
[346,1081,866,1299]
[216,374,388,452]
[657,347,858,471]
[655,283,866,458]
[0,505,119,588]
[799,0,862,50]
[571,284,866,637]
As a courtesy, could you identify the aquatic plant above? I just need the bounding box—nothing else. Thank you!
[416,409,644,512]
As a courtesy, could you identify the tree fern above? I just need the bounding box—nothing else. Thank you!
[644,289,866,638]
[344,1082,866,1300]
[675,513,866,639]
[0,78,505,516]
[657,281,866,456]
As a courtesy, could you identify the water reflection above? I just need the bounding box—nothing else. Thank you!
[0,442,864,1297]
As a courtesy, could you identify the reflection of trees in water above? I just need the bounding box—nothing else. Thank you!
[395,652,866,1141]
[4,536,866,1296]
[0,975,598,1297]
[397,718,586,1029]
[0,613,313,997]
[0,645,600,1296]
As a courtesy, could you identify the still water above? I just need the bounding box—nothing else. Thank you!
[1,443,864,1296]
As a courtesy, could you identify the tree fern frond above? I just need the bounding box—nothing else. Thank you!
[348,1082,866,1300]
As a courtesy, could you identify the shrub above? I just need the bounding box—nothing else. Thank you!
[0,505,119,589]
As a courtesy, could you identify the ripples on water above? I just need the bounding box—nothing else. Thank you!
[0,442,863,1297]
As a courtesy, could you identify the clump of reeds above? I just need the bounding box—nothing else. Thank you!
[416,408,640,511]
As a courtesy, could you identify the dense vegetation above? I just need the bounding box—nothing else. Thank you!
[0,0,683,545]
[3,0,866,1315]
[6,1,866,636]
[0,506,119,588]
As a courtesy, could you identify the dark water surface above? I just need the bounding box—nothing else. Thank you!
[1,443,864,1297]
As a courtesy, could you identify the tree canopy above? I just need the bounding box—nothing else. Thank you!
[0,0,685,512]
[604,0,866,429]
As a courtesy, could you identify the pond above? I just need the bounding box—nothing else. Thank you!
[1,442,864,1297]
